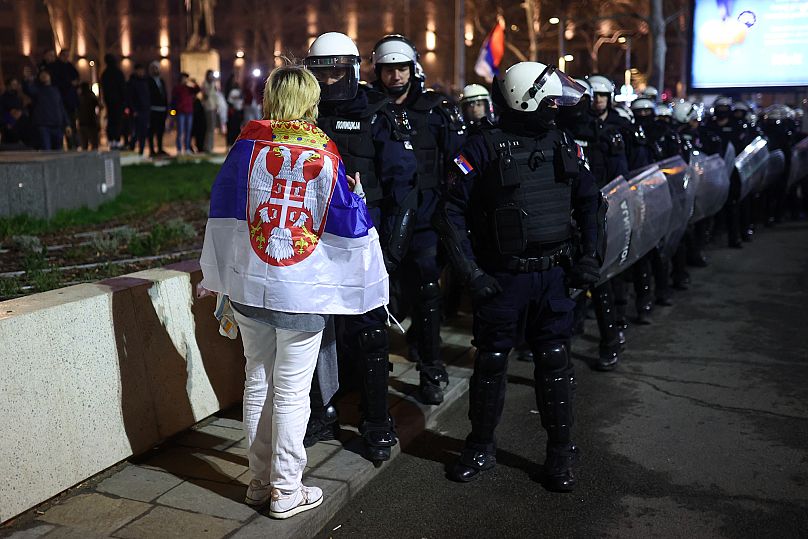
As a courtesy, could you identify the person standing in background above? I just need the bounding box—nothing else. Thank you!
[171,72,198,155]
[77,82,100,150]
[23,69,71,150]
[127,64,151,156]
[101,54,127,150]
[226,80,244,147]
[147,61,169,156]
[202,69,220,152]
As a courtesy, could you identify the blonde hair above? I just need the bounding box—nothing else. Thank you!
[262,65,320,123]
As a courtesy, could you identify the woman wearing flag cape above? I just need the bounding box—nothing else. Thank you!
[199,65,388,519]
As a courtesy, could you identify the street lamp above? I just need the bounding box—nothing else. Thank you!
[549,17,560,25]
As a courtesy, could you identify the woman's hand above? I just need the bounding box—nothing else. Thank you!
[346,171,361,191]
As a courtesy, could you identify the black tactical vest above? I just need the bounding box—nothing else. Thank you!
[473,127,575,257]
[405,91,446,191]
[318,92,391,205]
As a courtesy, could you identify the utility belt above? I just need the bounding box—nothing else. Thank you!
[487,244,571,273]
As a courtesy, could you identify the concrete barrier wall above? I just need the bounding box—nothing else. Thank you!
[0,151,122,219]
[0,261,245,524]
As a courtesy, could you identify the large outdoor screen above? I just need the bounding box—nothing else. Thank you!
[690,0,808,90]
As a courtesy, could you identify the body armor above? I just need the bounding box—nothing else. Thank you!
[406,90,463,192]
[318,91,392,205]
[472,127,575,259]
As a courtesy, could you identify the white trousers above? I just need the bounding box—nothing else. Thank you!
[234,311,323,492]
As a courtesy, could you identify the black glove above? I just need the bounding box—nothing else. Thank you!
[469,270,502,302]
[566,254,600,288]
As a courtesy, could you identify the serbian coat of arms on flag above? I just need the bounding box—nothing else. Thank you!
[199,120,389,315]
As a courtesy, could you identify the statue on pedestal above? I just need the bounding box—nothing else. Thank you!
[186,0,216,50]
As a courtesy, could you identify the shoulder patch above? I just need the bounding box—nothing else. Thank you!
[453,154,474,175]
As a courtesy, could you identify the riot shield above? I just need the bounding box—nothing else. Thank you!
[658,156,694,258]
[625,165,672,266]
[690,152,730,223]
[724,142,736,179]
[598,175,635,281]
[788,136,808,189]
[758,149,786,194]
[734,136,769,200]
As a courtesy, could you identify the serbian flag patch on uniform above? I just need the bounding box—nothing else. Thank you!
[453,154,474,175]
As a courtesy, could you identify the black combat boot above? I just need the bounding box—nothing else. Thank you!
[416,282,448,404]
[534,343,578,493]
[303,375,339,448]
[358,328,397,465]
[449,351,508,482]
[592,282,620,371]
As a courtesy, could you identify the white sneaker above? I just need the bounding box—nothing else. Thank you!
[269,485,323,519]
[244,479,271,507]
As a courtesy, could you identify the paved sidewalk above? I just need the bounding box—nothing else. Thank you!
[0,320,475,539]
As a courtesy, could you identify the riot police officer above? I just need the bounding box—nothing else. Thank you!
[434,62,601,491]
[303,32,418,464]
[556,77,624,370]
[588,75,654,325]
[760,105,796,226]
[371,34,466,405]
[673,99,723,268]
[459,84,496,128]
[706,96,754,248]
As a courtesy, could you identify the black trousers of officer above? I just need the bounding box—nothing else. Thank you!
[398,227,446,385]
[339,307,395,444]
[466,265,575,453]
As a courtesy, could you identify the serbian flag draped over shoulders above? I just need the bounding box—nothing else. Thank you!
[200,119,389,315]
[474,18,505,83]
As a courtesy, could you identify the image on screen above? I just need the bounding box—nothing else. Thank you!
[691,0,808,89]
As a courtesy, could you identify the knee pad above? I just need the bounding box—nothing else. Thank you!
[533,343,571,372]
[419,281,442,306]
[358,328,389,356]
[474,350,509,377]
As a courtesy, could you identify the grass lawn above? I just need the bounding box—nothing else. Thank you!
[0,161,220,242]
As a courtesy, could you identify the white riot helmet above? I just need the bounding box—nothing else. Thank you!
[495,62,586,113]
[640,85,659,103]
[672,100,702,124]
[587,75,615,100]
[460,84,494,123]
[371,34,422,96]
[631,98,656,123]
[304,32,360,101]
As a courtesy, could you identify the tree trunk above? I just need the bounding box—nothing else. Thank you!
[650,0,667,91]
[523,0,540,62]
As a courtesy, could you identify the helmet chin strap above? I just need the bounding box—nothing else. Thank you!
[384,80,410,97]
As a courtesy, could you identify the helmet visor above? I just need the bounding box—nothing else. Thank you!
[532,66,587,107]
[461,98,493,122]
[304,56,360,101]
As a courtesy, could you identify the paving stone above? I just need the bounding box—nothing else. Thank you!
[304,440,342,471]
[140,447,248,484]
[96,465,184,503]
[42,527,110,538]
[229,478,347,539]
[172,424,244,451]
[4,524,56,538]
[155,480,256,521]
[113,506,240,539]
[37,494,150,534]
[306,440,373,484]
[209,417,243,430]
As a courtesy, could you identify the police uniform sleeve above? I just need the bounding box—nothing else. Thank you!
[371,111,418,272]
[431,135,488,280]
[572,161,602,258]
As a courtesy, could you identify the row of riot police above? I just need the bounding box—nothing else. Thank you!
[300,31,602,491]
[298,30,807,492]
